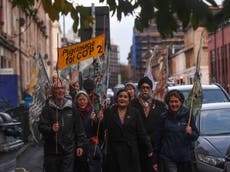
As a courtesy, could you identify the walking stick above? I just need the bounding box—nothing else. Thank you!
[94,108,103,157]
[55,108,58,154]
[187,82,196,126]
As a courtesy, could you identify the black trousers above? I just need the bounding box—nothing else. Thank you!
[160,160,193,172]
[44,152,74,172]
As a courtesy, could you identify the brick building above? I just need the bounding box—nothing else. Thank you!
[208,22,230,93]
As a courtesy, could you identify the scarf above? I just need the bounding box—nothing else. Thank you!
[77,103,93,118]
[138,96,152,117]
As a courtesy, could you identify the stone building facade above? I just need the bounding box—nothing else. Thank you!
[0,0,59,105]
[169,27,209,85]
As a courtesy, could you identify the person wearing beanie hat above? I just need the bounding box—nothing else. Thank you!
[69,80,80,100]
[75,90,89,102]
[154,89,199,172]
[83,78,101,113]
[74,89,102,172]
[125,82,137,100]
[83,78,95,91]
[130,76,167,172]
[137,76,153,90]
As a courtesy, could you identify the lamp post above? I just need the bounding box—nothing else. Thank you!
[18,15,25,103]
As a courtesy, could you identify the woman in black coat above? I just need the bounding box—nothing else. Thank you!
[101,89,157,172]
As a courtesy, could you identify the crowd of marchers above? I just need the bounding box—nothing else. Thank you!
[38,75,199,172]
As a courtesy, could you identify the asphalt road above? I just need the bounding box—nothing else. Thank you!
[16,143,44,172]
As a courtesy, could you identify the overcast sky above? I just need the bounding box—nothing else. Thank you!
[62,0,223,65]
[62,0,137,65]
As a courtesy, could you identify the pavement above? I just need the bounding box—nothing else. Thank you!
[16,142,44,172]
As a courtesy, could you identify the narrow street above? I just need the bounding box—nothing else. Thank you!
[16,143,44,172]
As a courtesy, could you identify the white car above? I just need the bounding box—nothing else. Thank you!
[106,88,114,98]
[168,84,230,104]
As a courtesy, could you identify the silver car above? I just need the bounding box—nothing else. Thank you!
[168,84,230,104]
[193,102,230,172]
[225,146,230,172]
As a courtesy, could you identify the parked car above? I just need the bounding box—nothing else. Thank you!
[193,102,230,172]
[0,112,24,172]
[225,145,230,172]
[106,88,114,98]
[168,84,230,104]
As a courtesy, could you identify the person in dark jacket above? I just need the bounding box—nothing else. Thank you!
[69,80,81,100]
[83,78,101,114]
[130,76,167,172]
[74,90,102,172]
[101,89,157,172]
[155,89,199,172]
[38,77,86,172]
[125,82,137,101]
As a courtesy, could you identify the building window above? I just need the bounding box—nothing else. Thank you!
[210,50,216,83]
[0,56,6,68]
[221,46,224,82]
[218,47,221,80]
[189,77,193,84]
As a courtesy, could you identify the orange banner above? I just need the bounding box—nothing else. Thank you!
[57,34,105,69]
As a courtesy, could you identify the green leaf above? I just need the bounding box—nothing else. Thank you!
[12,0,34,10]
[48,8,59,21]
[116,7,122,21]
[72,21,78,33]
[76,6,90,17]
[61,1,73,15]
[53,0,65,10]
[42,0,52,14]
[107,0,117,15]
[191,13,199,29]
[223,0,230,19]
[70,9,79,19]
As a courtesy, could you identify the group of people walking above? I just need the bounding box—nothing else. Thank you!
[38,75,199,172]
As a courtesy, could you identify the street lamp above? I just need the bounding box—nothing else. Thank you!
[18,16,25,102]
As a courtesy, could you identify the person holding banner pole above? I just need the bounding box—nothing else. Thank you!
[38,77,86,172]
[155,89,199,172]
[74,90,102,172]
[83,78,101,114]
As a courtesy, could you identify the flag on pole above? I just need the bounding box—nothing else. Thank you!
[153,59,167,101]
[187,31,204,124]
[144,49,156,91]
[153,49,168,101]
[29,53,51,143]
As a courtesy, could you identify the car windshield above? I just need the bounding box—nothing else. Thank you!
[181,89,229,104]
[199,108,230,135]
